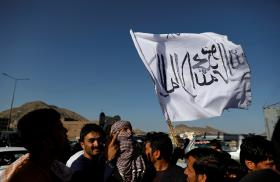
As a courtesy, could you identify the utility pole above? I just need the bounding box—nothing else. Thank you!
[2,73,29,130]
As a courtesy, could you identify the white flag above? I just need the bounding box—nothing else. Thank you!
[130,30,251,121]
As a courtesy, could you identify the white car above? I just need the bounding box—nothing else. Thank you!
[185,134,245,161]
[0,147,27,176]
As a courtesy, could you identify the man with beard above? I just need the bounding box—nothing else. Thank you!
[1,108,73,182]
[144,132,185,182]
[70,123,118,181]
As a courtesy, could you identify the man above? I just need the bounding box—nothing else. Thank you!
[192,155,225,182]
[145,132,185,182]
[239,135,275,172]
[70,123,118,181]
[184,147,228,182]
[1,108,72,182]
[240,120,280,182]
[99,112,106,130]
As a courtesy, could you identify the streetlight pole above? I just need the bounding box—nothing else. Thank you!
[2,73,29,130]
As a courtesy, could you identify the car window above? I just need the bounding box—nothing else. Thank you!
[189,137,240,152]
[223,139,239,152]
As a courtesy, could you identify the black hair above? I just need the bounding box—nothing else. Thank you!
[223,157,247,182]
[145,132,173,161]
[239,134,273,169]
[17,108,63,151]
[193,155,225,182]
[185,147,223,160]
[80,123,105,142]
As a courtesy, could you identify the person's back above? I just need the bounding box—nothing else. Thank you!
[1,108,72,182]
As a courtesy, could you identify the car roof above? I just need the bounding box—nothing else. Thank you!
[0,147,27,152]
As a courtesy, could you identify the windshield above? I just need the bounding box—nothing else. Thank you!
[189,135,240,152]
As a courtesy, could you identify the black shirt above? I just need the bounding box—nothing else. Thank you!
[152,164,185,182]
[71,154,114,182]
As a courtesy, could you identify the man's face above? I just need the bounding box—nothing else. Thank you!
[145,142,156,164]
[184,156,197,182]
[51,120,70,160]
[81,131,104,159]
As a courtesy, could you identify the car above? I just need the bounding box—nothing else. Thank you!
[0,131,22,147]
[0,147,27,176]
[185,133,245,161]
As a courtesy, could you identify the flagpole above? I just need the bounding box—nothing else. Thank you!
[166,119,180,147]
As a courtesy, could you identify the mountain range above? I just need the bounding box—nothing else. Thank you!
[0,101,224,137]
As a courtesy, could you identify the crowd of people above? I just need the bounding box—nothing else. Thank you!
[1,108,280,182]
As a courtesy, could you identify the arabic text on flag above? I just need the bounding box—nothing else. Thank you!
[130,30,251,121]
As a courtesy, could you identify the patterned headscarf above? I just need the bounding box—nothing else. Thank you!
[111,121,146,182]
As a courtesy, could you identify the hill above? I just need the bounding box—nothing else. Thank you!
[0,101,146,139]
[0,101,89,129]
[173,124,224,135]
[0,101,225,139]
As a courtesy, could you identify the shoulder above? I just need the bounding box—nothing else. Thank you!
[155,164,185,181]
[51,161,73,182]
[66,150,83,167]
[240,169,280,182]
[169,164,184,172]
[167,164,185,180]
[70,154,88,171]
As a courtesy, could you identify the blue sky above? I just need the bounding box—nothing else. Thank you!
[0,0,279,134]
